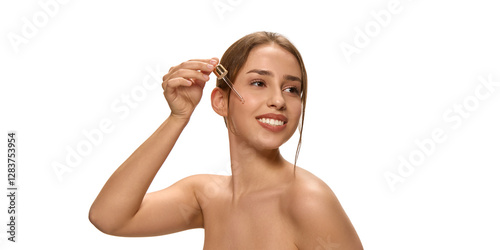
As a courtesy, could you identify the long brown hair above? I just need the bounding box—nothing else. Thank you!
[217,31,308,172]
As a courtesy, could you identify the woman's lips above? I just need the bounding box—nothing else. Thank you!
[255,113,288,132]
[257,119,287,132]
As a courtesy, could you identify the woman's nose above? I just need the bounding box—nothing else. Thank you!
[267,87,286,110]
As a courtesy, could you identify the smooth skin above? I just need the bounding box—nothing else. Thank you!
[89,44,363,249]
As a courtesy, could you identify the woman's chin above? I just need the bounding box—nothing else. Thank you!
[252,137,290,151]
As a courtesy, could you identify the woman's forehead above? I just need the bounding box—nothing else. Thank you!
[242,44,301,76]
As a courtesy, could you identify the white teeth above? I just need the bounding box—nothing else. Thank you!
[258,118,284,126]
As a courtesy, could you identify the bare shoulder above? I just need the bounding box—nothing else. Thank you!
[289,167,335,197]
[287,167,363,249]
[180,173,229,184]
[179,174,230,193]
[180,173,230,200]
[286,167,341,220]
[177,173,230,185]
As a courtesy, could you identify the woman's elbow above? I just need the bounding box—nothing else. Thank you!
[88,207,119,236]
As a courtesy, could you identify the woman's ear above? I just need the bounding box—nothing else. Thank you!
[211,87,227,117]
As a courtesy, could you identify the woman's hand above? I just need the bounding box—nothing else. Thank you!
[162,58,219,120]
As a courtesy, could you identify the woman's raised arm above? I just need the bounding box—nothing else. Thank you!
[88,58,218,236]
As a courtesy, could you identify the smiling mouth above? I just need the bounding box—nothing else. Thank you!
[257,118,286,126]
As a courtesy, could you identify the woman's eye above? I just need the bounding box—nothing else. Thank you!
[251,81,265,87]
[284,87,300,94]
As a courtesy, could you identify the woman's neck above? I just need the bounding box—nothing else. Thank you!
[227,136,294,201]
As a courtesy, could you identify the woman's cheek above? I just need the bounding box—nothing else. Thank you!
[288,100,302,127]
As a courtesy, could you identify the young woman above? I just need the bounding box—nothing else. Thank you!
[89,31,363,249]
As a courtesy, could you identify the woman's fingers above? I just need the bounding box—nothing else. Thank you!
[188,57,219,65]
[171,68,210,82]
[163,71,208,91]
[172,59,218,74]
[162,58,218,89]
[184,58,219,74]
[160,57,219,119]
[165,77,193,89]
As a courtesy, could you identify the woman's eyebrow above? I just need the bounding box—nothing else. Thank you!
[247,69,273,76]
[284,75,301,83]
[246,69,301,82]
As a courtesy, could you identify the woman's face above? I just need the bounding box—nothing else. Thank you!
[227,43,302,150]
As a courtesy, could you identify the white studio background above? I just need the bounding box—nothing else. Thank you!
[1,0,499,249]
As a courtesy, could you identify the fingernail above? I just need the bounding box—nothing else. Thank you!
[210,59,217,65]
[207,63,214,70]
[203,74,209,80]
